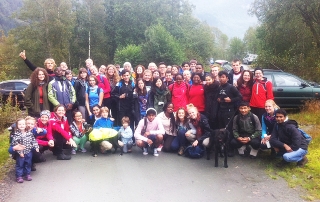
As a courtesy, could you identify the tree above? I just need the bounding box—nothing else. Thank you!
[114,44,143,67]
[142,24,186,65]
[12,0,75,67]
[228,37,244,60]
[243,27,260,54]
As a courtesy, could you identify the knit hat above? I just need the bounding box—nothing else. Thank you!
[146,108,157,116]
[40,110,51,118]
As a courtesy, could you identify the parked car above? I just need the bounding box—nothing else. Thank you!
[215,60,232,72]
[0,79,30,109]
[262,69,320,107]
[243,54,258,65]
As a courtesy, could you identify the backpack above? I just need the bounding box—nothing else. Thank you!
[236,113,256,128]
[276,123,312,145]
[184,145,204,159]
[86,87,101,95]
[141,117,148,135]
[297,128,312,145]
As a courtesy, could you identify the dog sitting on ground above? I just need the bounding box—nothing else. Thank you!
[206,128,229,168]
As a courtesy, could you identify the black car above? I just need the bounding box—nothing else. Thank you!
[0,79,30,109]
[262,70,320,107]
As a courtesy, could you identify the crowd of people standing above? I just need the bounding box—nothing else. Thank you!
[8,52,309,183]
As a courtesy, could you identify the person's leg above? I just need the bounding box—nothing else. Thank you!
[154,134,163,148]
[73,136,81,150]
[283,148,308,163]
[170,136,179,151]
[103,98,111,109]
[177,128,188,147]
[79,135,88,150]
[163,135,175,152]
[78,106,86,119]
[15,155,24,178]
[249,137,261,157]
[24,152,32,177]
[32,149,46,163]
[230,138,245,155]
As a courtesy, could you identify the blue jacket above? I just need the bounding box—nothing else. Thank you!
[93,117,114,129]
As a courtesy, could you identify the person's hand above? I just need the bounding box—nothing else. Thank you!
[217,98,221,102]
[110,117,115,121]
[36,127,43,134]
[284,144,293,152]
[185,130,191,137]
[224,97,231,102]
[88,111,92,117]
[192,140,198,147]
[13,144,26,151]
[274,147,279,152]
[19,50,26,60]
[67,138,77,147]
[48,140,54,147]
[66,103,73,110]
[143,131,150,137]
[36,148,39,152]
[147,139,153,145]
[20,153,24,158]
[261,135,270,144]
[119,93,126,99]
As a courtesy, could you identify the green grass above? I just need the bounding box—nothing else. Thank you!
[267,101,320,200]
[0,131,13,179]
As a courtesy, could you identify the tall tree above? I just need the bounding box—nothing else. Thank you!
[228,37,244,60]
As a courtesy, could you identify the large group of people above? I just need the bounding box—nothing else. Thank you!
[8,52,309,183]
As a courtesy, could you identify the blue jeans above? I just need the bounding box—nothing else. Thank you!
[16,152,32,177]
[177,128,188,147]
[282,148,308,162]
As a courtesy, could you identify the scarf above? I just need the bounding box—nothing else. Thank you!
[156,88,165,95]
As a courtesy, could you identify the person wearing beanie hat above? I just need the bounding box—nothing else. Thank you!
[134,108,165,157]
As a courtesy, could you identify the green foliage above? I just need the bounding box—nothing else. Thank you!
[142,24,186,65]
[114,44,143,67]
[250,0,320,82]
[227,37,245,60]
[0,93,22,130]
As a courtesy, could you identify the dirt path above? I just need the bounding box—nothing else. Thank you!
[3,146,307,202]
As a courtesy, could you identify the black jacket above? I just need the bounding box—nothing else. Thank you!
[270,119,308,151]
[217,82,242,111]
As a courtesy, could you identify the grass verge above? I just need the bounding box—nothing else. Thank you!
[264,100,320,200]
[0,131,13,180]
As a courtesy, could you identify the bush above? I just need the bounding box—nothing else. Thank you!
[0,92,22,131]
[114,44,143,67]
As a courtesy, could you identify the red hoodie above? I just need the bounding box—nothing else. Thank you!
[250,78,274,108]
[36,118,54,146]
[49,112,72,140]
[169,82,189,111]
[188,84,205,112]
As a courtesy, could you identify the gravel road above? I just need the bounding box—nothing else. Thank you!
[2,145,308,202]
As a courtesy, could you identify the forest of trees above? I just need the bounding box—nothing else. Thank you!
[0,0,320,82]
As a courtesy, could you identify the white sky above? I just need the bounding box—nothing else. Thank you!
[188,0,258,39]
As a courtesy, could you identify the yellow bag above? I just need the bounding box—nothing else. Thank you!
[89,128,118,141]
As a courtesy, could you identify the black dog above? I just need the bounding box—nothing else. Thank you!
[107,134,123,156]
[206,128,229,168]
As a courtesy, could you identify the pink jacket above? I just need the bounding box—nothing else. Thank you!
[134,117,165,142]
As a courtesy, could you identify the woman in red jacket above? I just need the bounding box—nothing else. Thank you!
[250,67,274,123]
[237,70,254,102]
[50,105,77,160]
[168,74,189,112]
[188,73,205,114]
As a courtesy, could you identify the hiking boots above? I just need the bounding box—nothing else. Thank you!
[276,159,289,167]
[297,156,308,167]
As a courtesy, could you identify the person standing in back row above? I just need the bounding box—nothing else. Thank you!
[228,59,244,87]
[250,67,274,123]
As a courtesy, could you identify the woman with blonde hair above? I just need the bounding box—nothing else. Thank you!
[260,99,279,151]
[106,64,120,121]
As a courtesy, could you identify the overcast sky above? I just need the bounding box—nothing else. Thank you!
[188,0,258,39]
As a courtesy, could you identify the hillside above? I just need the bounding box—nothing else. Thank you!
[0,0,23,34]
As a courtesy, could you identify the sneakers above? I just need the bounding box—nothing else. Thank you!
[57,153,71,160]
[25,175,32,181]
[178,146,185,156]
[71,149,76,155]
[157,144,163,152]
[16,177,23,183]
[143,147,148,155]
[297,156,308,167]
[80,148,87,153]
[153,148,159,157]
